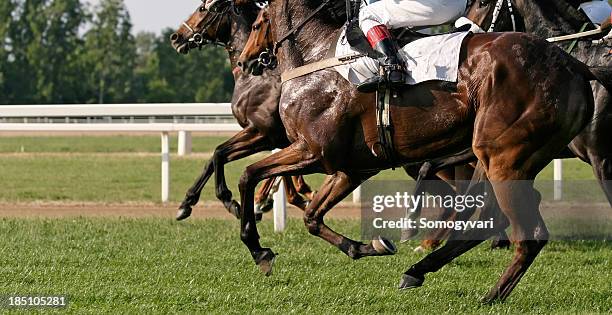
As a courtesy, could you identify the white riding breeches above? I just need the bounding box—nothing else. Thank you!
[359,0,468,34]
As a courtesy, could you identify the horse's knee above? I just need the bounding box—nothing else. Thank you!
[238,167,256,194]
[303,215,320,235]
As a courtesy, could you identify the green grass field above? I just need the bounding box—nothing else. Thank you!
[0,218,610,313]
[0,136,610,313]
[0,135,596,203]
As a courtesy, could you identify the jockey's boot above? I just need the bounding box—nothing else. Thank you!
[357,25,406,93]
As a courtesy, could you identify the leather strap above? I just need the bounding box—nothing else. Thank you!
[280,54,362,83]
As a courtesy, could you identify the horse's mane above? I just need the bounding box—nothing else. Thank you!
[303,0,349,27]
[534,0,590,31]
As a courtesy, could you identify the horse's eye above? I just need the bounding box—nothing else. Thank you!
[199,5,206,12]
[479,0,490,6]
[253,24,260,30]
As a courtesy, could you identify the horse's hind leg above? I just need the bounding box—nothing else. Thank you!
[481,179,548,303]
[254,177,278,216]
[590,156,612,206]
[400,186,508,289]
[303,171,397,259]
[292,175,315,200]
[283,176,309,211]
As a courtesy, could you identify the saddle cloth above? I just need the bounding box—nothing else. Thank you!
[334,29,470,85]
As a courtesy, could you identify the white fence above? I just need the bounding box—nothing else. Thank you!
[0,103,565,231]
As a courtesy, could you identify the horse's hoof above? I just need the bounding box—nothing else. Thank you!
[228,200,241,219]
[176,206,192,221]
[480,292,501,305]
[413,245,425,253]
[255,249,276,276]
[398,273,424,290]
[372,236,397,255]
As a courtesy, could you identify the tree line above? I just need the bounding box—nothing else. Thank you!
[0,0,234,105]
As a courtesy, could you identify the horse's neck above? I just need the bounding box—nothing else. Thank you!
[227,18,250,69]
[274,2,340,73]
[516,0,590,38]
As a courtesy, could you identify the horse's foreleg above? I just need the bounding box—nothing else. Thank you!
[177,159,214,220]
[238,143,321,275]
[178,127,271,220]
[213,128,271,218]
[303,172,396,259]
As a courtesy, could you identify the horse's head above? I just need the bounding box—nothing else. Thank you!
[170,0,232,54]
[465,0,522,32]
[237,7,276,75]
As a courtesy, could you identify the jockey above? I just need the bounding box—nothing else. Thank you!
[357,0,468,92]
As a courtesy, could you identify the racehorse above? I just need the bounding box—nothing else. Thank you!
[408,0,612,252]
[170,1,315,220]
[171,1,469,236]
[235,0,600,302]
[465,0,612,204]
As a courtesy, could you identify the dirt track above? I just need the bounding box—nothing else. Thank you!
[0,202,362,219]
[0,201,609,220]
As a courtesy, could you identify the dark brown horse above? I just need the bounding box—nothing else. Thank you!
[170,2,314,220]
[466,0,612,204]
[235,0,599,302]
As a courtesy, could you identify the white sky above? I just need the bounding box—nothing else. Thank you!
[86,0,201,34]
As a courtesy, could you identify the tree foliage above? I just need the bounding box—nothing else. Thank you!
[0,0,233,104]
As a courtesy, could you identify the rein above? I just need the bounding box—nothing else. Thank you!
[273,0,332,53]
[488,0,517,32]
[486,0,608,46]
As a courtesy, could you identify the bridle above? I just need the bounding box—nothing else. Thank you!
[486,0,517,32]
[254,0,333,70]
[180,2,236,51]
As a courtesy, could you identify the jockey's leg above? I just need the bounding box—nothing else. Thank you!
[359,0,467,30]
[356,0,466,93]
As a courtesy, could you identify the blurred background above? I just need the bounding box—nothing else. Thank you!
[0,0,234,105]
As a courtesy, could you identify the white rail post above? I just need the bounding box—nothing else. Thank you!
[553,159,562,201]
[353,185,361,204]
[161,132,170,203]
[271,149,287,232]
[178,130,192,156]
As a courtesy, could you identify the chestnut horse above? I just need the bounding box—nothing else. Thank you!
[170,2,315,220]
[466,0,612,204]
[235,0,599,302]
[171,1,466,231]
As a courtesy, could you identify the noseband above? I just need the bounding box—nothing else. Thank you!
[181,4,235,51]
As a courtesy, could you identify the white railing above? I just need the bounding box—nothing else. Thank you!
[0,103,565,230]
[0,103,240,202]
[0,103,294,231]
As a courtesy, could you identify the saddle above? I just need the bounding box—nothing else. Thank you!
[343,10,471,165]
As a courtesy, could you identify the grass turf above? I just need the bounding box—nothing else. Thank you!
[0,218,609,313]
[0,135,597,203]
